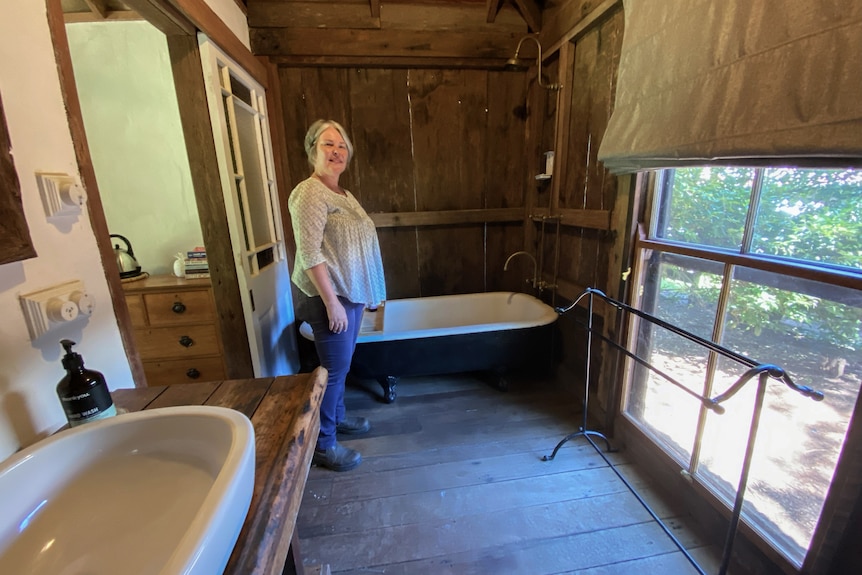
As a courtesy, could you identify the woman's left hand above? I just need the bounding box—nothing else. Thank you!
[326,299,348,334]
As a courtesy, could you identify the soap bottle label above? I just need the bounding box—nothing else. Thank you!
[60,384,115,427]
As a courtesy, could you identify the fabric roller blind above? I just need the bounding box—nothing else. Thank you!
[597,0,862,174]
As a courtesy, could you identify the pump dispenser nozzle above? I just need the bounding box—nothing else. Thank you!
[60,339,84,370]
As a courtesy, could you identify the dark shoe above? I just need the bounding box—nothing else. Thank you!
[312,443,362,472]
[336,416,371,435]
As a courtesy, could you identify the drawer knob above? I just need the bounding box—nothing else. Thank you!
[186,368,201,379]
[179,335,194,348]
[172,302,186,314]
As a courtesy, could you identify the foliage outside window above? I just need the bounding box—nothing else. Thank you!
[626,167,862,567]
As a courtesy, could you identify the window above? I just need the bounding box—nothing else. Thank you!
[626,167,862,567]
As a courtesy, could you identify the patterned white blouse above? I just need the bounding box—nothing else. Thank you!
[288,177,386,306]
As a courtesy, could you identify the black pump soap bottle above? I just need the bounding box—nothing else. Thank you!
[57,339,117,427]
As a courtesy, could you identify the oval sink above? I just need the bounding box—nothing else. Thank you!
[0,405,255,575]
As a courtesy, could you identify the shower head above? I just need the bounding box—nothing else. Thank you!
[504,57,529,71]
[505,35,561,91]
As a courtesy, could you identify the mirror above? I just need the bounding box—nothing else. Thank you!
[64,18,204,278]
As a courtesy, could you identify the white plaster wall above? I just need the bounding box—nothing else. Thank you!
[66,21,204,276]
[0,1,134,460]
[0,0,251,462]
[207,0,250,50]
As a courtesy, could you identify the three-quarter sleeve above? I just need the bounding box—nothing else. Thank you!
[289,181,329,272]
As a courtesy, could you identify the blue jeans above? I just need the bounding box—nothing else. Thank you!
[305,296,365,450]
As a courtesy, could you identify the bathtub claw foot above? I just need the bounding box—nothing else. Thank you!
[378,376,398,404]
[494,375,509,392]
[486,368,509,392]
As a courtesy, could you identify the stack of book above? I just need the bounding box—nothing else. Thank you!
[184,249,210,278]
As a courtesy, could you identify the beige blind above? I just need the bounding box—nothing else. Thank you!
[598,0,862,174]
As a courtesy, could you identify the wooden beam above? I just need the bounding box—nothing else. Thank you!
[248,2,380,29]
[169,0,269,88]
[83,0,109,19]
[248,2,527,34]
[381,3,527,33]
[252,27,523,60]
[530,207,612,231]
[598,173,636,434]
[550,43,574,212]
[269,54,509,69]
[46,0,146,386]
[123,0,195,36]
[127,1,268,88]
[370,0,380,18]
[542,0,621,59]
[511,0,542,32]
[64,10,143,23]
[369,208,524,228]
[166,35,255,379]
[486,0,504,23]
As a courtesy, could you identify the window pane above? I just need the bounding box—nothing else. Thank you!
[222,96,237,173]
[234,102,273,249]
[625,252,725,465]
[752,168,862,271]
[655,167,755,250]
[235,178,249,251]
[698,267,862,567]
[229,73,253,106]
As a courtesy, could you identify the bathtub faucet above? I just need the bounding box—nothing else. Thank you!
[503,250,538,289]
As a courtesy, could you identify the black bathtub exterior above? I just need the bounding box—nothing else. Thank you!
[349,321,556,403]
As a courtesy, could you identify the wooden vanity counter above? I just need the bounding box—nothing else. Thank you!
[111,369,327,575]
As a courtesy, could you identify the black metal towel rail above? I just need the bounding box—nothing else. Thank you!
[545,287,824,575]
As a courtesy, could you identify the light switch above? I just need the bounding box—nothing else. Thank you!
[36,172,86,219]
[46,298,79,322]
[19,280,95,340]
[70,290,95,316]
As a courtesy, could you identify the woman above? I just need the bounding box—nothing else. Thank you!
[289,119,386,472]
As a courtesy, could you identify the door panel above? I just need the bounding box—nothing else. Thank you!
[200,36,299,377]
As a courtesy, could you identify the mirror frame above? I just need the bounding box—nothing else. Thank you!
[0,92,37,265]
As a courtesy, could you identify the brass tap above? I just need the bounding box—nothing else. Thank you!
[503,251,538,289]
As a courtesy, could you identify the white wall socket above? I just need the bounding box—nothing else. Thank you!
[19,280,95,340]
[36,172,86,219]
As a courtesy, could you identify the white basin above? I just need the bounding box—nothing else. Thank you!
[0,405,255,575]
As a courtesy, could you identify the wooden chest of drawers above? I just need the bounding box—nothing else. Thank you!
[123,275,227,386]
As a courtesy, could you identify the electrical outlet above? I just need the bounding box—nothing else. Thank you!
[19,280,95,340]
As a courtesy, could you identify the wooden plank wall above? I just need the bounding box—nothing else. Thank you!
[535,4,625,419]
[276,67,530,299]
[272,3,628,418]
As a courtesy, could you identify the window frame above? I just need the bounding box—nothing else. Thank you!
[623,167,862,571]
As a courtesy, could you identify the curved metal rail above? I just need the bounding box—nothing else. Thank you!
[546,287,824,575]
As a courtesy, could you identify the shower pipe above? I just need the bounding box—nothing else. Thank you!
[529,213,561,298]
[545,287,824,575]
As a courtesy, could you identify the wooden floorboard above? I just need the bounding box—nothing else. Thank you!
[298,374,722,574]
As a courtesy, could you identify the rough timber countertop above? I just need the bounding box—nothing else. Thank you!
[111,369,327,575]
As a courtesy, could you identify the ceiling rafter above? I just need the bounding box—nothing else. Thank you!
[84,0,109,19]
[485,0,504,24]
[510,0,542,32]
[486,0,542,32]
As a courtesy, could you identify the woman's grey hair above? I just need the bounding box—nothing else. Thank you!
[304,119,354,167]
